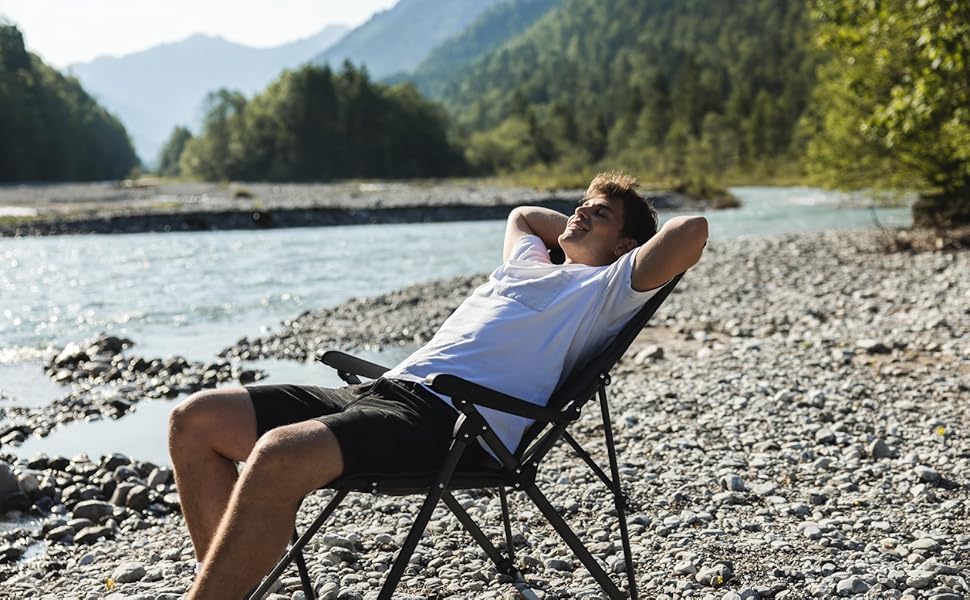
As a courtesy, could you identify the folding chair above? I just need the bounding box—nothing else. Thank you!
[249,274,683,600]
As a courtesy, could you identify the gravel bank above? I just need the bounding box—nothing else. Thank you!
[1,229,967,599]
[0,181,708,237]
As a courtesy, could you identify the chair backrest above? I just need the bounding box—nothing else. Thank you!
[513,274,683,458]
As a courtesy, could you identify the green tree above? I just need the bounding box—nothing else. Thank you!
[0,23,137,181]
[156,126,193,177]
[180,63,463,181]
[808,0,970,226]
[179,89,247,180]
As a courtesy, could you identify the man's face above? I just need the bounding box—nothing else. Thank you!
[558,195,636,266]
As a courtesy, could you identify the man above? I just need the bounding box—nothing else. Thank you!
[169,171,708,599]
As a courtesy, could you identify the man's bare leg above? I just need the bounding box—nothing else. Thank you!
[188,419,344,600]
[168,388,259,561]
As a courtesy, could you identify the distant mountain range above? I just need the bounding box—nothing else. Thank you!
[311,0,504,79]
[67,25,348,165]
[63,0,566,169]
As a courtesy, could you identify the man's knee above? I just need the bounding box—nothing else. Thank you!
[169,387,254,449]
[246,422,343,493]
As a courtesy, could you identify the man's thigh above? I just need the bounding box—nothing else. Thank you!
[319,378,480,475]
[245,383,358,439]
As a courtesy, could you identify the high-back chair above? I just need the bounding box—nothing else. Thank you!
[249,274,683,600]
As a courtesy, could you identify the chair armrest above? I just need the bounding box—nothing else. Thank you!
[316,350,389,380]
[426,373,573,424]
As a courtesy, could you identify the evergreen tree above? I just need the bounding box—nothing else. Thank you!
[0,23,137,182]
[157,126,193,177]
[180,63,464,181]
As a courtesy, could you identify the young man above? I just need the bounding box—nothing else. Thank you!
[169,171,708,599]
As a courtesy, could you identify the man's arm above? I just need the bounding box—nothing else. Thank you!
[631,216,708,292]
[503,206,567,262]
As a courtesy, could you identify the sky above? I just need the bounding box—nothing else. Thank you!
[0,0,399,67]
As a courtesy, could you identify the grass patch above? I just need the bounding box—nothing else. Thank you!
[0,214,44,228]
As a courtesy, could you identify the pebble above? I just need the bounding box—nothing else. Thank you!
[836,575,870,595]
[0,230,967,599]
[914,465,941,482]
[111,561,147,583]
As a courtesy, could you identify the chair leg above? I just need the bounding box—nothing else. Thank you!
[377,438,470,600]
[499,486,516,566]
[522,484,625,600]
[441,491,517,576]
[293,529,315,600]
[599,386,638,600]
[248,490,348,600]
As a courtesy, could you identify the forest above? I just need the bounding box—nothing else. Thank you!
[170,63,464,181]
[2,0,967,224]
[0,23,137,182]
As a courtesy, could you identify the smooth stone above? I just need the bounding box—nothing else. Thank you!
[544,558,574,571]
[111,561,146,583]
[147,466,171,488]
[868,438,894,459]
[910,538,941,552]
[0,464,20,509]
[74,525,112,544]
[72,500,114,521]
[125,485,150,511]
[815,428,836,445]
[721,474,746,491]
[322,532,355,551]
[696,562,733,586]
[45,525,74,542]
[835,576,869,596]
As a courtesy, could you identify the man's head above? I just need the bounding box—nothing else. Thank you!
[558,171,658,266]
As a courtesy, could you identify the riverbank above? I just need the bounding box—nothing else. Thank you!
[0,180,714,237]
[1,228,967,598]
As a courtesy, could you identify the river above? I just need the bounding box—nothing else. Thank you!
[0,186,911,463]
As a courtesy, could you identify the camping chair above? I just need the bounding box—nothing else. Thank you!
[249,274,683,600]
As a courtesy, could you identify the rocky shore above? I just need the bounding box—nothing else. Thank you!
[0,180,712,237]
[1,229,967,599]
[0,335,265,449]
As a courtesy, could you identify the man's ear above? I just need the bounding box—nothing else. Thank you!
[614,237,637,257]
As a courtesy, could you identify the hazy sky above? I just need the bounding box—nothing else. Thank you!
[0,0,399,67]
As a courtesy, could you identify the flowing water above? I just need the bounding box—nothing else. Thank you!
[0,186,911,464]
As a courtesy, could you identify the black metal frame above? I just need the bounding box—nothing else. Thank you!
[247,275,683,600]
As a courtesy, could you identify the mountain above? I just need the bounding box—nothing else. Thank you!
[312,0,504,79]
[436,0,817,178]
[67,25,348,165]
[409,0,561,100]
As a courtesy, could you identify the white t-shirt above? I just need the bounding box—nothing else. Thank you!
[385,234,661,455]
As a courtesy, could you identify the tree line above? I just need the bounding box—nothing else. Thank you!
[164,63,464,181]
[3,0,967,226]
[0,23,137,182]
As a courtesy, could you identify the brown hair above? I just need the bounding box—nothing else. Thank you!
[585,171,658,245]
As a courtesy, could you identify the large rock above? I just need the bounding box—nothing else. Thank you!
[72,500,114,521]
[0,463,20,510]
[74,525,112,544]
[147,466,171,488]
[124,485,150,511]
[111,561,146,583]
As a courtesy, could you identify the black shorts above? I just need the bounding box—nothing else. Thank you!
[245,377,490,476]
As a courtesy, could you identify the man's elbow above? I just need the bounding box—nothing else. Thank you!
[668,215,708,249]
[682,216,708,241]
